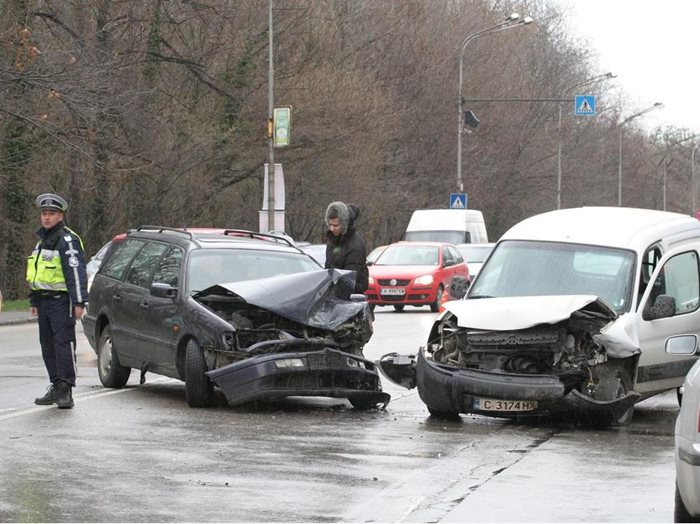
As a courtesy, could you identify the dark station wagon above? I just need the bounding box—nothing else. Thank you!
[82,227,389,409]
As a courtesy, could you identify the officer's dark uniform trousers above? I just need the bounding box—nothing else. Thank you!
[37,293,77,386]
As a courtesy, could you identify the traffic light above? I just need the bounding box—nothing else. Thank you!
[463,110,479,129]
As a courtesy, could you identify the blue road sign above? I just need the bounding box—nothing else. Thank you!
[575,95,596,116]
[450,193,467,209]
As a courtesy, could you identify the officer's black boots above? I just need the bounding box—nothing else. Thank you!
[35,381,74,408]
[34,383,57,405]
[54,381,74,409]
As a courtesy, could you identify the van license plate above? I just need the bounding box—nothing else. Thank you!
[381,288,405,295]
[473,398,538,412]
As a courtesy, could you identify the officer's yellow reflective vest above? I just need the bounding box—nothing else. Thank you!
[26,227,84,292]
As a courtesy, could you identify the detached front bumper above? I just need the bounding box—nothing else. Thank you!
[206,347,390,408]
[414,349,639,420]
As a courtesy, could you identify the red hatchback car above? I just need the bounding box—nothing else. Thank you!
[365,241,469,312]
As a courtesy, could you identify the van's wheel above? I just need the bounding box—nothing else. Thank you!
[428,406,461,421]
[613,373,634,426]
[393,305,405,312]
[185,339,215,408]
[97,325,131,388]
[586,372,634,428]
[430,285,444,313]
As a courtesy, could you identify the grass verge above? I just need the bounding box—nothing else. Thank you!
[3,299,31,312]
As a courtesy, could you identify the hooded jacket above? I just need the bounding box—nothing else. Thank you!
[324,202,369,293]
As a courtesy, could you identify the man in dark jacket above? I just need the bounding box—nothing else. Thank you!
[324,201,369,293]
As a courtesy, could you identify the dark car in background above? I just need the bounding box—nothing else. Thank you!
[82,227,389,409]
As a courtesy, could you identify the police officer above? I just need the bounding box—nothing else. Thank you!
[27,193,87,409]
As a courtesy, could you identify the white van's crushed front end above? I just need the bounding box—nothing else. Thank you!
[380,295,641,427]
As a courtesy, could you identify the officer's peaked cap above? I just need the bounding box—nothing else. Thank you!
[36,193,68,212]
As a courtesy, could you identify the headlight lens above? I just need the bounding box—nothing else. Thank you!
[346,358,366,368]
[368,276,375,285]
[275,358,305,368]
[414,274,433,286]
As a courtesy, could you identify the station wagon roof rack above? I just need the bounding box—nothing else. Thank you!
[132,226,195,239]
[223,229,295,248]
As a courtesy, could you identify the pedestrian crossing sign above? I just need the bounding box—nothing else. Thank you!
[575,95,596,116]
[450,193,467,209]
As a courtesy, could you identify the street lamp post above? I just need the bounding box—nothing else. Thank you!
[457,14,533,193]
[661,132,697,211]
[266,0,275,232]
[556,72,615,209]
[617,102,663,206]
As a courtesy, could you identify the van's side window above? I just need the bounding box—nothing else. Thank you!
[646,250,700,315]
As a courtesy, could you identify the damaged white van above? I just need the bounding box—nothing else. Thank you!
[379,207,700,427]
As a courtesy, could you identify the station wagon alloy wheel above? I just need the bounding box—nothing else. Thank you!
[97,325,131,388]
[185,338,215,408]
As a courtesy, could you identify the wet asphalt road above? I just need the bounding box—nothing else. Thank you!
[0,308,679,522]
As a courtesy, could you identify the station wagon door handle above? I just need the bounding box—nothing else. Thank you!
[113,293,121,302]
[139,300,150,310]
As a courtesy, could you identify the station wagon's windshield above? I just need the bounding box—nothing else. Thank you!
[469,240,636,313]
[187,249,320,294]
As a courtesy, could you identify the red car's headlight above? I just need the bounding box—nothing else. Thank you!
[414,274,434,286]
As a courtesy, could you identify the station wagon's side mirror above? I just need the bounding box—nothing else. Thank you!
[150,282,177,299]
[665,335,698,355]
[448,275,470,300]
[642,294,676,321]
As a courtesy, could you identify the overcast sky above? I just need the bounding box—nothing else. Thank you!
[553,0,699,133]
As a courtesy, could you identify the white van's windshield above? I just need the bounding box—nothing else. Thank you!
[469,240,636,314]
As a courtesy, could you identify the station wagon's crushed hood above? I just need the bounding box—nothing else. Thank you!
[194,268,366,330]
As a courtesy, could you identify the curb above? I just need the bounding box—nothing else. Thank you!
[0,317,37,326]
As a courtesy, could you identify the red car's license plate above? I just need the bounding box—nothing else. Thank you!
[380,287,405,295]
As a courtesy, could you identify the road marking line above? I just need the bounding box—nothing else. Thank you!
[0,377,178,422]
[399,496,426,521]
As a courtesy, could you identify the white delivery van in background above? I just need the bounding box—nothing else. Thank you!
[403,209,488,244]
